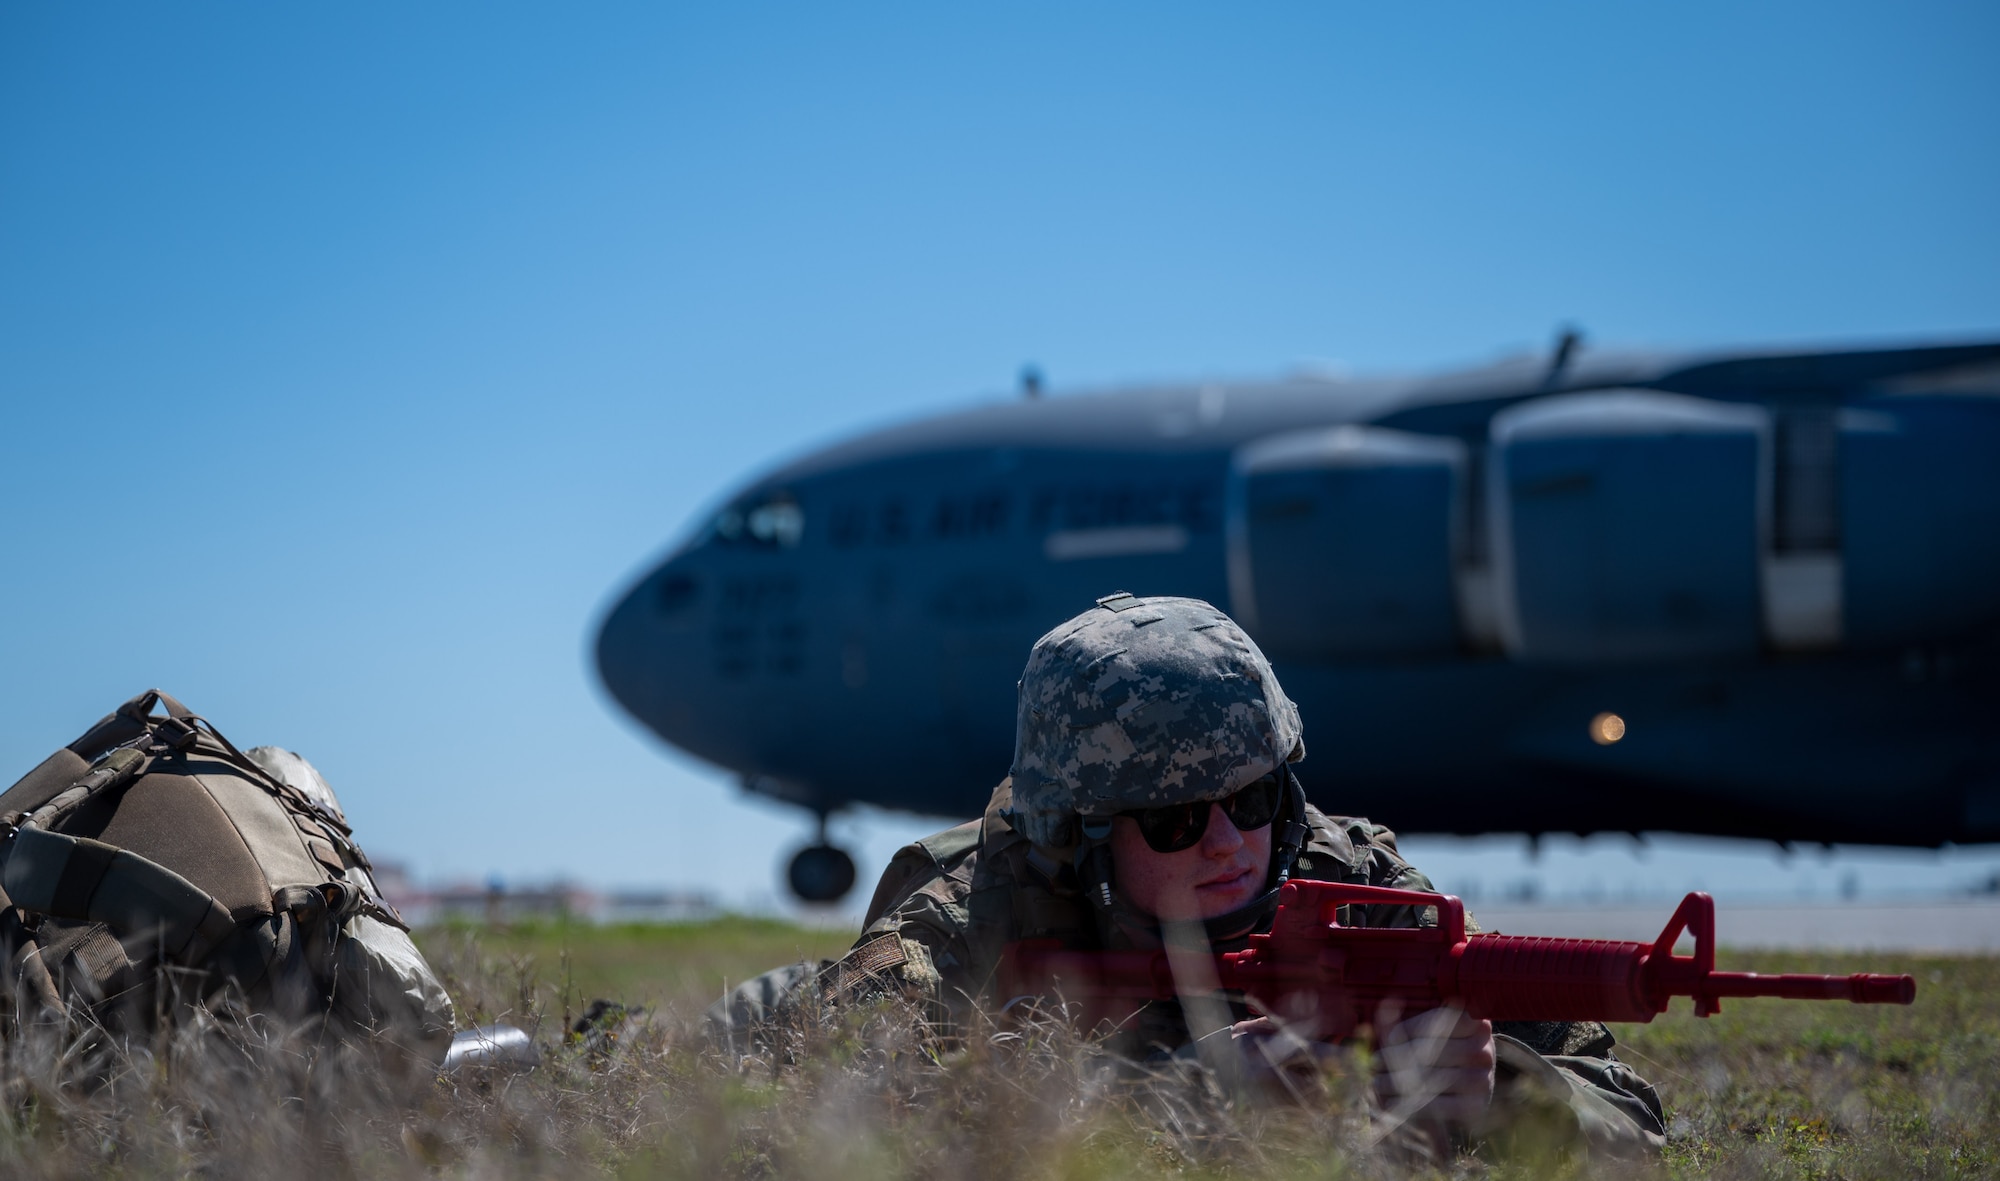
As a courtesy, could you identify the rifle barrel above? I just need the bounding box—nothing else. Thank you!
[1701,971,1916,1005]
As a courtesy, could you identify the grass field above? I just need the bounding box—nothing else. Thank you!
[416,915,859,1028]
[1616,951,1999,1178]
[0,918,1989,1179]
[419,918,1996,1179]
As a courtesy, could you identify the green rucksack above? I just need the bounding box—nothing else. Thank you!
[0,689,453,1064]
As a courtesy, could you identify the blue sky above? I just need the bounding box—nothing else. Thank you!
[4,3,1997,914]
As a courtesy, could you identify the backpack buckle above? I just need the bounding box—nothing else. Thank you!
[154,717,200,751]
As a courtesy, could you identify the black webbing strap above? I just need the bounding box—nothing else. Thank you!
[59,688,199,764]
[117,689,196,724]
[89,689,255,783]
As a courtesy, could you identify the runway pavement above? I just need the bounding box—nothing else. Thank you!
[1465,897,2000,952]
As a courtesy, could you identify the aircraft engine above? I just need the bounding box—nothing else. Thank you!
[1840,395,2000,648]
[1225,388,2000,668]
[1226,425,1466,661]
[1488,391,1769,663]
[1485,388,2000,661]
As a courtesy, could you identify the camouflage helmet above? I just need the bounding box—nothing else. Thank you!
[1008,593,1305,848]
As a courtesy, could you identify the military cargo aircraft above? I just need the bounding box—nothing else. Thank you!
[597,334,2000,901]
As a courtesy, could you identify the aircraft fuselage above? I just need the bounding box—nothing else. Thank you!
[597,341,2000,865]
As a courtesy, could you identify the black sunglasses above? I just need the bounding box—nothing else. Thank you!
[1120,767,1287,854]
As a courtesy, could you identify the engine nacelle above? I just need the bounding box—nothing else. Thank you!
[1489,391,1768,663]
[1228,388,2000,666]
[1842,394,2000,648]
[1228,425,1465,660]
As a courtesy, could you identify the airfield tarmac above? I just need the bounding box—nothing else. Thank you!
[1469,897,2000,952]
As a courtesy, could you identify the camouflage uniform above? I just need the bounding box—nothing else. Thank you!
[713,595,1666,1156]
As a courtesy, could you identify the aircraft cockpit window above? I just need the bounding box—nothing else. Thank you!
[712,493,804,548]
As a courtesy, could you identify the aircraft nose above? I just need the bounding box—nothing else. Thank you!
[595,553,711,750]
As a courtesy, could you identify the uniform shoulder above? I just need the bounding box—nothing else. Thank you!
[1293,807,1410,876]
[1314,809,1405,854]
[1290,806,1443,927]
[860,779,1031,934]
[861,818,984,927]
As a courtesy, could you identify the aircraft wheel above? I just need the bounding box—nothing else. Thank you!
[787,843,857,903]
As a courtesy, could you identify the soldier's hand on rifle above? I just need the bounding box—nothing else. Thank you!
[1222,1016,1341,1093]
[1372,1006,1496,1127]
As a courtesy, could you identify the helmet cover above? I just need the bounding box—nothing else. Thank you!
[1008,593,1304,848]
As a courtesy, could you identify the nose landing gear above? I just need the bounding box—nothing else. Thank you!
[786,814,857,904]
[787,844,857,903]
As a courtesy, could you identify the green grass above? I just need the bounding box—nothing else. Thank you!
[414,915,857,1023]
[414,921,2000,1178]
[0,921,1990,1179]
[1614,951,2000,1179]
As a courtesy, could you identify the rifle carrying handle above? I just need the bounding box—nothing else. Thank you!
[1276,880,1467,944]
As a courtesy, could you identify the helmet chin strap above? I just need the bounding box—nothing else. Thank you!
[1076,818,1118,912]
[1074,765,1312,944]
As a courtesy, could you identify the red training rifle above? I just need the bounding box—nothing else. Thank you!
[999,882,1916,1040]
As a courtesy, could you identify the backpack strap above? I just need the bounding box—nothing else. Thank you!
[0,879,65,1020]
[58,689,199,766]
[11,747,148,832]
[120,689,195,721]
[0,823,314,1008]
[0,827,240,964]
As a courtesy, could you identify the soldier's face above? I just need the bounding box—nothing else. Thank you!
[1110,802,1272,921]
